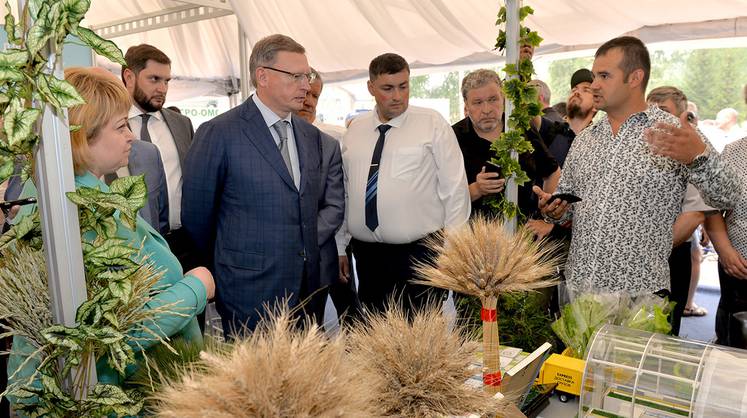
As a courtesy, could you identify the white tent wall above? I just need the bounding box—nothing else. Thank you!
[4,1,747,110]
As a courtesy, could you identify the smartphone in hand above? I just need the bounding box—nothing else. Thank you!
[0,197,36,211]
[548,193,582,204]
[484,162,502,177]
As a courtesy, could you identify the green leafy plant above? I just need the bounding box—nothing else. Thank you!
[488,6,544,220]
[0,2,176,415]
[1,176,182,416]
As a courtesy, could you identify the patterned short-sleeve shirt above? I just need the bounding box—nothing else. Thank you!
[721,138,747,257]
[558,106,738,295]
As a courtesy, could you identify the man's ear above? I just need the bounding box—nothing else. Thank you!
[627,68,645,90]
[367,80,375,97]
[123,68,135,87]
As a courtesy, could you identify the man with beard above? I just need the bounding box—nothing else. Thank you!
[453,69,560,220]
[121,44,198,271]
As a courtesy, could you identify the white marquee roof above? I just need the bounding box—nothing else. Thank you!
[7,1,747,93]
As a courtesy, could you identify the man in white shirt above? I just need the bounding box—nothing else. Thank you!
[121,44,197,271]
[341,53,471,314]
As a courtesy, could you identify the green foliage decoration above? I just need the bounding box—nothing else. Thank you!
[0,2,175,415]
[0,0,125,186]
[487,6,543,221]
[1,175,173,417]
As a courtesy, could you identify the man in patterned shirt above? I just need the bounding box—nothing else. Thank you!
[534,36,738,297]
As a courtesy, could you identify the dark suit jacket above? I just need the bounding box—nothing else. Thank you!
[181,97,323,333]
[160,107,194,168]
[316,132,345,288]
[105,140,169,234]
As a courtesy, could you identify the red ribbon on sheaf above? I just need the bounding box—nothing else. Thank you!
[483,371,502,386]
[480,308,497,322]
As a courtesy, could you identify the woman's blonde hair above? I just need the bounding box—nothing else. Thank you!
[64,67,131,175]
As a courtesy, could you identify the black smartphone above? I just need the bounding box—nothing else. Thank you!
[0,197,36,211]
[484,162,502,177]
[548,193,582,204]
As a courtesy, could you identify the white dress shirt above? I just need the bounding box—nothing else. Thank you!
[252,95,301,189]
[128,105,183,230]
[340,105,470,245]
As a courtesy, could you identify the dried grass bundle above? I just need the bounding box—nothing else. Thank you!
[413,215,561,394]
[153,307,379,417]
[347,304,505,417]
[0,245,53,348]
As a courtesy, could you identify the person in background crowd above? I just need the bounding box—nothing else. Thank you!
[339,53,470,314]
[704,136,747,347]
[536,36,738,299]
[293,68,359,325]
[297,69,347,142]
[182,34,327,335]
[646,85,716,334]
[529,79,564,123]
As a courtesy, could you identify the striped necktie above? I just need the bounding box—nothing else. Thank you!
[365,124,391,231]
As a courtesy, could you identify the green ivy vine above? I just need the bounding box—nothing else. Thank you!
[487,5,543,221]
[0,1,173,416]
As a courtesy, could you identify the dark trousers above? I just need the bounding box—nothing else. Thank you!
[668,241,693,336]
[716,263,747,348]
[351,236,445,316]
[328,245,362,325]
[164,227,206,332]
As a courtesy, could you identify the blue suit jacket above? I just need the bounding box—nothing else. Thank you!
[181,97,323,333]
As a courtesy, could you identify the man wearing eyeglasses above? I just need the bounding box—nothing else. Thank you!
[182,34,327,335]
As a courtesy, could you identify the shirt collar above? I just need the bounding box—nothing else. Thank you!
[372,105,409,132]
[252,94,293,128]
[128,105,163,122]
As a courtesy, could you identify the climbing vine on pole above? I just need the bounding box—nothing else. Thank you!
[487,5,543,221]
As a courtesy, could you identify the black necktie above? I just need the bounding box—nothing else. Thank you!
[140,113,152,143]
[365,124,391,231]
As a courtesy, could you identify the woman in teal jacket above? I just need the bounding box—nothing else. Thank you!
[6,67,215,411]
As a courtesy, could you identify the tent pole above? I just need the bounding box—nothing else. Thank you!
[504,0,520,234]
[238,21,250,101]
[18,0,98,397]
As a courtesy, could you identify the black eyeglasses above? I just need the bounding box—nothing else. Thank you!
[261,66,317,84]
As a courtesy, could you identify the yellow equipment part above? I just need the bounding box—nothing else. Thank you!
[535,353,586,396]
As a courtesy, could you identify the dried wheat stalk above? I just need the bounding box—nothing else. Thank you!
[413,215,561,395]
[153,307,379,417]
[347,304,507,417]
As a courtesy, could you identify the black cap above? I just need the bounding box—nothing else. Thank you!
[570,68,593,89]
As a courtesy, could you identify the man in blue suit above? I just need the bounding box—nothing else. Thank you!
[181,34,324,335]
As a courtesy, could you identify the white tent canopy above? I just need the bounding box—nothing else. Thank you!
[6,1,747,93]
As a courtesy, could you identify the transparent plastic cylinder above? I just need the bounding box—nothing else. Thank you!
[579,324,747,417]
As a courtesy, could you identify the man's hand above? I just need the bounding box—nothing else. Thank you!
[533,185,569,220]
[473,167,506,198]
[644,112,706,165]
[719,247,747,280]
[338,255,350,284]
[187,266,216,299]
[526,219,554,240]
